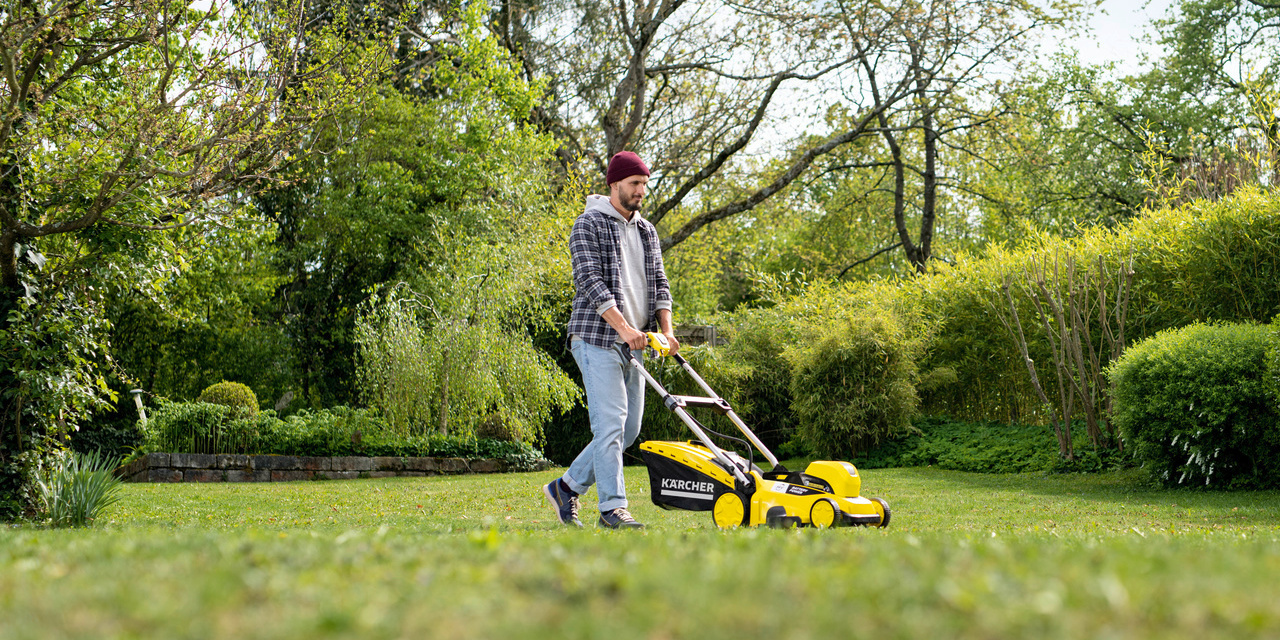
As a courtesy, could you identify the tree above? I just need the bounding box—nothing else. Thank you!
[491,0,1084,280]
[960,0,1280,242]
[259,2,564,407]
[0,0,389,502]
[494,0,918,251]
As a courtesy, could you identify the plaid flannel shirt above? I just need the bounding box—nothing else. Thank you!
[567,205,672,349]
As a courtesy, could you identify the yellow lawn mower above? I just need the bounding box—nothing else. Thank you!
[621,334,891,530]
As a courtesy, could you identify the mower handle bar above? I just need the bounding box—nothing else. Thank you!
[614,340,780,474]
[663,349,780,470]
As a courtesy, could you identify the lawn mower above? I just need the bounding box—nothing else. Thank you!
[622,333,891,530]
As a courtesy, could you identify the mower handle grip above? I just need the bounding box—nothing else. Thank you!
[615,342,636,362]
[615,342,688,367]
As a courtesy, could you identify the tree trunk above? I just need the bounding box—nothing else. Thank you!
[438,347,450,437]
[917,99,938,273]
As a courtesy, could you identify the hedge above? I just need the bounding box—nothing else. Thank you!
[1109,321,1280,489]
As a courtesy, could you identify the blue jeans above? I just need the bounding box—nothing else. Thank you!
[563,339,645,512]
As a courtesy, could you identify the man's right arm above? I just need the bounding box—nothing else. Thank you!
[601,306,647,350]
[569,214,616,313]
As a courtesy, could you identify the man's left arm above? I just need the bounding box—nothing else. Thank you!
[657,307,679,355]
[646,221,678,355]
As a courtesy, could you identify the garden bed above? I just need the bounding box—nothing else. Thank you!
[116,452,549,483]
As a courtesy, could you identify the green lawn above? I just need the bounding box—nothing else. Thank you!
[3,466,1280,639]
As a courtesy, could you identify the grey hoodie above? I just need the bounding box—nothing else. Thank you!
[583,194,649,336]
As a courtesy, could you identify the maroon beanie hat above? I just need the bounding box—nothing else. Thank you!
[606,151,650,185]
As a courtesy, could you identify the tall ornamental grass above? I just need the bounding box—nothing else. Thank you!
[33,450,123,527]
[893,186,1280,425]
[689,187,1280,463]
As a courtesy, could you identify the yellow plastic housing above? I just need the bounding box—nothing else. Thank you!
[803,461,861,497]
[640,441,734,486]
[642,441,887,528]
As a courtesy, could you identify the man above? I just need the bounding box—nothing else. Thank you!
[543,150,680,529]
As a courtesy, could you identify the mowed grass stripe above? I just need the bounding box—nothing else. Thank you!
[3,467,1280,639]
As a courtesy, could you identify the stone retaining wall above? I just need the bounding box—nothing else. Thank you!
[117,453,540,483]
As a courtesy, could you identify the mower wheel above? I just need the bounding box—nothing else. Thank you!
[871,497,891,528]
[809,498,840,529]
[712,491,748,529]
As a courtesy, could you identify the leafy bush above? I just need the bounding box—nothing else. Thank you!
[902,186,1280,426]
[636,343,742,441]
[258,407,387,457]
[138,402,547,466]
[709,307,800,453]
[857,416,1127,474]
[355,288,579,443]
[786,307,922,459]
[1267,314,1280,404]
[32,450,124,527]
[0,459,25,521]
[1109,322,1280,489]
[144,401,263,455]
[197,381,259,417]
[72,387,147,459]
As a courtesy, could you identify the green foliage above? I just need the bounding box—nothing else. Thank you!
[264,6,560,406]
[0,457,27,521]
[0,291,117,454]
[857,416,1128,474]
[710,307,801,452]
[138,402,544,466]
[106,219,294,407]
[197,381,260,418]
[31,450,124,528]
[354,288,580,443]
[786,306,922,459]
[144,401,264,456]
[688,187,1280,466]
[1268,314,1280,404]
[627,344,756,465]
[902,186,1280,426]
[70,404,145,461]
[1109,322,1280,489]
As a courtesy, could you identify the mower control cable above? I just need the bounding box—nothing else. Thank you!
[687,414,755,474]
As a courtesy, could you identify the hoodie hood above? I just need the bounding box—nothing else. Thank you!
[585,194,638,225]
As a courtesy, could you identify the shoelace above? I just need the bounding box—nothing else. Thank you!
[567,495,580,520]
[610,507,636,523]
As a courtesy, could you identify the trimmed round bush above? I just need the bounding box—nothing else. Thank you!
[197,381,259,418]
[1109,322,1280,489]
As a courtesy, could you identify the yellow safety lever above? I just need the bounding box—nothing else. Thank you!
[647,332,671,357]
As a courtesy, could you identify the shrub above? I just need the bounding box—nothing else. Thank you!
[137,402,549,464]
[637,343,742,441]
[32,450,124,527]
[475,409,525,442]
[1267,313,1280,403]
[355,288,579,442]
[857,416,1127,474]
[197,381,259,417]
[1109,321,1280,489]
[0,458,26,521]
[786,307,922,459]
[711,307,801,453]
[258,407,387,457]
[144,401,263,455]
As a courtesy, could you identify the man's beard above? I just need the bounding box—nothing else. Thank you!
[622,194,643,212]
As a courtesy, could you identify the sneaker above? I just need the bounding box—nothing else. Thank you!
[598,507,645,529]
[543,480,583,528]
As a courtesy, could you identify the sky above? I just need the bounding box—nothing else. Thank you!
[1067,0,1179,74]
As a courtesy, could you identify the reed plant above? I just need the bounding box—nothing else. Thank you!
[32,450,123,527]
